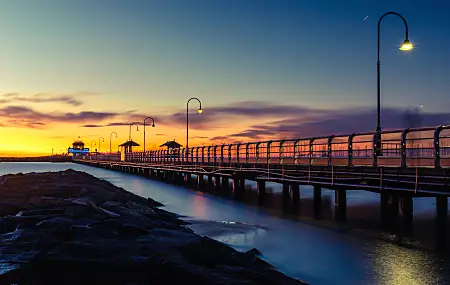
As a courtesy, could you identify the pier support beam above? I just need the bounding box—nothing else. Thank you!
[399,194,414,238]
[239,179,246,193]
[257,181,266,205]
[222,177,229,190]
[232,177,245,199]
[334,189,347,222]
[282,183,290,211]
[436,196,448,249]
[208,175,213,189]
[290,184,300,214]
[380,192,389,227]
[197,174,204,189]
[214,175,221,190]
[173,172,181,184]
[389,193,399,233]
[184,173,191,186]
[313,185,322,219]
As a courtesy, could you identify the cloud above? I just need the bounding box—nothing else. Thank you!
[209,107,450,142]
[2,119,46,129]
[0,91,98,107]
[160,101,324,130]
[81,120,162,128]
[0,106,137,128]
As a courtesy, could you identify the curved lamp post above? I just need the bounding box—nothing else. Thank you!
[129,123,139,141]
[376,12,413,154]
[186,98,202,154]
[98,137,105,153]
[90,140,96,153]
[143,117,155,153]
[110,132,118,154]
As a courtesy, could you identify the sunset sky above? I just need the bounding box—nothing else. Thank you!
[1,0,450,156]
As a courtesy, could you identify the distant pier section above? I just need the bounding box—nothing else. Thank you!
[0,155,72,163]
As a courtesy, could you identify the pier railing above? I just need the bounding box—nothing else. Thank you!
[79,125,450,168]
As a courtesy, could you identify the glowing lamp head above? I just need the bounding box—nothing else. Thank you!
[198,108,203,114]
[399,39,413,51]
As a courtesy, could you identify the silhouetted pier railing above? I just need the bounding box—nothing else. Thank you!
[79,125,450,168]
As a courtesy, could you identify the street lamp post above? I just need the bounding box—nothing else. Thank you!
[143,117,155,153]
[98,137,105,153]
[129,123,139,141]
[90,140,96,153]
[186,98,202,154]
[376,12,413,154]
[110,132,118,154]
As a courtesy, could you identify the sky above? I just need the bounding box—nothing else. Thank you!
[0,0,450,156]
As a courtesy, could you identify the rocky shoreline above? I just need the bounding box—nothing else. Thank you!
[0,169,307,285]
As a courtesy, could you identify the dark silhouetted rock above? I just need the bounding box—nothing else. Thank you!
[0,169,307,285]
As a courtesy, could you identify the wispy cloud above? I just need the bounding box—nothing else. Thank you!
[0,106,138,128]
[210,107,450,142]
[0,91,98,107]
[160,101,324,130]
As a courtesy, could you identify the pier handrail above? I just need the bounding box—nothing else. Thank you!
[88,125,450,169]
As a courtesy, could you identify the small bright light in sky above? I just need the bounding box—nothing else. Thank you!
[364,16,368,21]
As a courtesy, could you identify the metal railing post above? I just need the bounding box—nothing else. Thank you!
[256,142,261,164]
[372,132,379,167]
[328,136,334,167]
[348,133,355,167]
[309,138,316,166]
[434,126,443,168]
[294,139,300,164]
[401,129,409,168]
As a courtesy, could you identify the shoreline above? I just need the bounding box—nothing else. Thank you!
[0,169,307,284]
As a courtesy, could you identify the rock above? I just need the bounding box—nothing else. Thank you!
[16,208,66,217]
[0,217,16,234]
[176,236,249,268]
[0,170,307,285]
[116,224,149,238]
[245,248,262,257]
[0,201,25,216]
[3,214,63,230]
[36,217,92,238]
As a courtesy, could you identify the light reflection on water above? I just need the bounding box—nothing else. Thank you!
[1,163,450,284]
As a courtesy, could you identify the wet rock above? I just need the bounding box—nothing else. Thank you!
[0,201,26,216]
[16,208,66,217]
[36,217,92,238]
[4,214,63,230]
[245,248,262,256]
[0,217,16,234]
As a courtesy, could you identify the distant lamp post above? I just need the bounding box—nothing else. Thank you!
[90,140,96,153]
[110,132,118,154]
[98,137,105,153]
[129,123,139,141]
[144,117,155,153]
[376,11,413,154]
[186,98,202,152]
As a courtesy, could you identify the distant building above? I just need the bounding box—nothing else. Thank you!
[118,140,140,161]
[159,140,182,150]
[67,140,89,156]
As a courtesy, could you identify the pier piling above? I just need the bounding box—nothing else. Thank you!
[257,180,266,205]
[334,188,347,222]
[313,185,322,219]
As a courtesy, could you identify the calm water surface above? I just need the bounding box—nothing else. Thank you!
[1,162,449,285]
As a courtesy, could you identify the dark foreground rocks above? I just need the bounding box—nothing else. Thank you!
[0,169,306,285]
